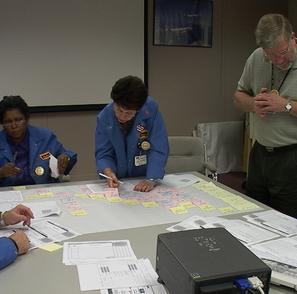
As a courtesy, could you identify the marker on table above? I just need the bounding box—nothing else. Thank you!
[98,172,124,184]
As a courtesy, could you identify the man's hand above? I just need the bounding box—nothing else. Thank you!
[3,204,34,226]
[254,92,287,117]
[134,180,155,192]
[103,168,119,188]
[0,163,21,178]
[9,230,30,255]
[57,154,70,174]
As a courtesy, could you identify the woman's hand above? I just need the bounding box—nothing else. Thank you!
[0,163,21,178]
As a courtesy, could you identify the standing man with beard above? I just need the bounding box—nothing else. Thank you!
[234,14,297,218]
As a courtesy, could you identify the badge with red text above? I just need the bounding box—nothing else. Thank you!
[39,151,50,160]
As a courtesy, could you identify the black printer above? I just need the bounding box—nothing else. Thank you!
[156,228,271,294]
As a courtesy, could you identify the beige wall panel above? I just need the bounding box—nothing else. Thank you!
[148,0,288,135]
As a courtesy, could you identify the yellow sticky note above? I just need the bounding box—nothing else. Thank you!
[169,206,188,214]
[142,201,159,208]
[218,207,235,214]
[13,185,26,190]
[179,201,196,209]
[71,209,87,216]
[107,197,122,203]
[75,193,89,199]
[39,192,53,197]
[122,199,139,205]
[89,193,105,200]
[197,204,216,211]
[25,194,39,200]
[39,243,63,252]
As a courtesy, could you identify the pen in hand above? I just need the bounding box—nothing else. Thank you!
[12,151,18,164]
[98,172,124,184]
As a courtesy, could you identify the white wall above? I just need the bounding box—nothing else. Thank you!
[0,0,144,107]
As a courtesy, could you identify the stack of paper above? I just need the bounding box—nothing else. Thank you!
[167,215,280,245]
[0,219,79,249]
[243,210,297,237]
[249,237,297,268]
[0,200,61,219]
[63,240,166,293]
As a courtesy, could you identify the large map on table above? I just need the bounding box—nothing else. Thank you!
[0,174,260,218]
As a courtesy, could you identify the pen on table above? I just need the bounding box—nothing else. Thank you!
[98,172,124,184]
[47,220,69,232]
[28,225,48,238]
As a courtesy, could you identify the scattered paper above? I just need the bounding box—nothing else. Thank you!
[24,201,61,218]
[243,210,297,237]
[63,240,136,265]
[77,258,160,291]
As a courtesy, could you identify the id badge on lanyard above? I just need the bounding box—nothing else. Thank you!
[134,154,147,166]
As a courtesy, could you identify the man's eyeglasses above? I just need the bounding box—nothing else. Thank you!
[2,118,25,128]
[264,38,293,59]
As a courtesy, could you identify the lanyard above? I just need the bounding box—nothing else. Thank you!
[271,64,292,92]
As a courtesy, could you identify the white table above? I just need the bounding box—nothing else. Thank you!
[0,176,295,293]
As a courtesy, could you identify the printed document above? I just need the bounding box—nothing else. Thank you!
[77,258,160,291]
[63,240,136,265]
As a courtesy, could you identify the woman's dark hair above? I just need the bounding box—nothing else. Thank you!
[111,76,148,110]
[0,96,30,123]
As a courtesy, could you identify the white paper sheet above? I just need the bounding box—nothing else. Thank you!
[161,173,202,188]
[167,215,279,245]
[49,154,59,179]
[0,202,17,212]
[63,240,136,265]
[24,201,61,218]
[3,219,79,249]
[243,210,297,236]
[100,284,167,294]
[202,219,279,245]
[0,190,23,202]
[250,237,297,267]
[77,258,159,291]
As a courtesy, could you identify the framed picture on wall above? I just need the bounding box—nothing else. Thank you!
[153,0,213,47]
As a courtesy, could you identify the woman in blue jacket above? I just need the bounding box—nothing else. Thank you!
[0,96,77,186]
[95,76,169,192]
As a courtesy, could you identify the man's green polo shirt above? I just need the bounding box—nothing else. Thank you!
[237,47,297,147]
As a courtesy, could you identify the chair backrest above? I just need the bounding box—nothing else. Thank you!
[193,121,244,173]
[165,136,205,174]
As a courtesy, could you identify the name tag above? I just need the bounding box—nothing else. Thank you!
[134,155,147,166]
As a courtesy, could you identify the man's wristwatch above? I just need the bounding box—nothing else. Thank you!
[285,100,292,112]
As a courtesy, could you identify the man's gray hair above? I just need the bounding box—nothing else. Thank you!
[255,14,292,49]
